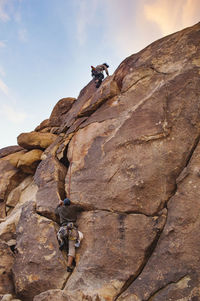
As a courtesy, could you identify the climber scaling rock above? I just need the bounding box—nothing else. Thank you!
[55,197,84,273]
[91,63,109,88]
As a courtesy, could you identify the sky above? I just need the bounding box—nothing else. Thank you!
[0,0,199,148]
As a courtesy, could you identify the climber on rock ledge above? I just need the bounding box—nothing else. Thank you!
[55,197,84,273]
[91,63,109,88]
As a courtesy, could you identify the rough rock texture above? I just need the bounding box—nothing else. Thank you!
[12,202,68,301]
[6,176,33,208]
[16,150,43,174]
[0,241,14,294]
[0,23,200,301]
[0,146,24,159]
[48,97,76,127]
[0,160,26,204]
[0,176,38,243]
[118,142,200,301]
[17,132,57,150]
[35,98,76,133]
[64,210,166,299]
[34,157,67,220]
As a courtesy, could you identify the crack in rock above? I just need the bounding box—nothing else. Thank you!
[146,274,189,301]
[114,211,168,301]
[114,134,200,300]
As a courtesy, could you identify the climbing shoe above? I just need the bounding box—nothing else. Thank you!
[67,266,73,273]
[75,240,80,248]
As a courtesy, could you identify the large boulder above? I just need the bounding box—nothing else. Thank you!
[6,176,34,208]
[17,132,57,150]
[35,98,76,133]
[12,202,68,301]
[0,160,26,202]
[59,80,97,132]
[48,97,76,127]
[0,177,38,242]
[16,149,43,174]
[34,157,67,220]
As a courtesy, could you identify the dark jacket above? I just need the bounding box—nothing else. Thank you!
[55,204,83,225]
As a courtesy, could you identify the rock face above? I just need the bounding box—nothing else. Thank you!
[0,23,200,301]
[12,202,68,301]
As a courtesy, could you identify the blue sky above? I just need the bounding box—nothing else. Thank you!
[0,0,199,148]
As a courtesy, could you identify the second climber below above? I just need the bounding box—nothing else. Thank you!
[91,63,109,88]
[55,197,84,273]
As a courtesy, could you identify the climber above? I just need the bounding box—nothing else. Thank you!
[91,63,109,88]
[55,197,84,273]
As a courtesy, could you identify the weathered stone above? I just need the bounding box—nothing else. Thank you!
[40,136,64,160]
[65,40,200,217]
[0,211,20,242]
[6,176,33,208]
[0,179,38,242]
[48,97,76,127]
[33,289,68,301]
[78,76,119,117]
[118,141,200,301]
[17,149,43,174]
[64,210,166,300]
[0,23,200,301]
[1,151,27,167]
[0,161,26,201]
[0,146,24,159]
[34,157,67,220]
[0,241,14,294]
[35,119,50,132]
[12,201,68,301]
[0,202,6,220]
[59,80,97,132]
[17,131,58,150]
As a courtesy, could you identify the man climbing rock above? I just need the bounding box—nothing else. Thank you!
[91,63,109,88]
[55,197,84,273]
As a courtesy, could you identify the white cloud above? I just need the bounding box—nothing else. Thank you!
[144,0,200,36]
[0,66,5,77]
[0,103,27,123]
[0,78,9,95]
[98,0,200,57]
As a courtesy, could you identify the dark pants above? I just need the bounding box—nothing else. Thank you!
[93,72,104,88]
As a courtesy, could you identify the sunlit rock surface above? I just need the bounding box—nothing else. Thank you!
[0,23,200,301]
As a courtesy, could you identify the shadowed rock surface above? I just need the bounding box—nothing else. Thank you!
[0,23,200,301]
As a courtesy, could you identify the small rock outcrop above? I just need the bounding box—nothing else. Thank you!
[0,23,200,301]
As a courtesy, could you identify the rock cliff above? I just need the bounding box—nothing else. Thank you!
[0,23,200,301]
